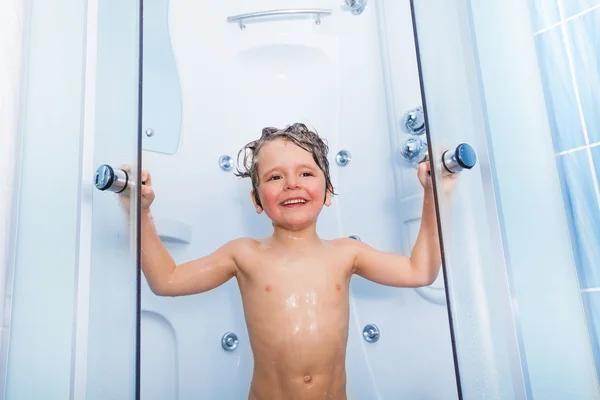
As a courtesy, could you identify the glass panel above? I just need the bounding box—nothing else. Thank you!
[411,0,599,398]
[3,0,141,398]
[84,0,141,398]
[137,1,458,399]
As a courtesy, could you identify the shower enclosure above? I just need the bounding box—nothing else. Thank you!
[2,0,599,399]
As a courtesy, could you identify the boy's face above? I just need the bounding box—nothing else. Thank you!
[251,139,331,230]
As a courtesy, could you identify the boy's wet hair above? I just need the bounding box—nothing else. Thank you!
[236,123,336,208]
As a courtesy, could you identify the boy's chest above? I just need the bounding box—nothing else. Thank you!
[238,249,352,297]
[241,262,349,322]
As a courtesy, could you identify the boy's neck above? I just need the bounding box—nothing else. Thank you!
[271,222,321,247]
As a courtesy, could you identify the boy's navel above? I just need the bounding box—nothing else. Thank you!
[335,284,341,291]
[265,285,272,292]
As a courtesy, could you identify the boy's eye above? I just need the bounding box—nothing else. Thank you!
[301,172,313,177]
[268,175,281,181]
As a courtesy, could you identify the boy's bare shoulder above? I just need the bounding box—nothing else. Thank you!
[327,237,361,248]
[225,237,262,254]
[325,237,362,258]
[221,238,262,273]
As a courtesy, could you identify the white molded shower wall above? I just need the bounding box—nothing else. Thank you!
[137,0,456,399]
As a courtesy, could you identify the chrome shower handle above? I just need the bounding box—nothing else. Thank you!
[94,164,129,193]
[442,143,477,173]
[399,140,477,173]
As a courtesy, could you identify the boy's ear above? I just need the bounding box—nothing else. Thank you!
[324,185,333,207]
[250,190,263,213]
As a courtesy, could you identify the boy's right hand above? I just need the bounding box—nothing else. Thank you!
[140,169,155,210]
[120,166,155,212]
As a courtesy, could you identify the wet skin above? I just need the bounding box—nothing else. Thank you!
[236,237,354,400]
[133,138,452,400]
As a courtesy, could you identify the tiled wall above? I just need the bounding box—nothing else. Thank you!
[531,0,600,377]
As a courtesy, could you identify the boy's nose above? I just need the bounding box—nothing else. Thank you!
[284,177,300,190]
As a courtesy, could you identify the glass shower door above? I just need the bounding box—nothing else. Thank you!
[83,0,142,399]
[410,0,599,399]
[3,1,142,399]
[410,2,527,395]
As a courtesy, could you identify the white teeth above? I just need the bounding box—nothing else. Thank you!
[283,199,307,205]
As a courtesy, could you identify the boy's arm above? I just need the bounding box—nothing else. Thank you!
[350,188,441,288]
[352,161,455,288]
[141,210,238,296]
[123,168,236,297]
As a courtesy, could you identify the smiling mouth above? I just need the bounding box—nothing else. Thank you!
[281,198,308,206]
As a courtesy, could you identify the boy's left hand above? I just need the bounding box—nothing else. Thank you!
[417,161,458,195]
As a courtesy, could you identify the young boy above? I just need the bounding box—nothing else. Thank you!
[131,123,455,400]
